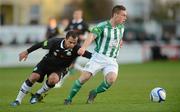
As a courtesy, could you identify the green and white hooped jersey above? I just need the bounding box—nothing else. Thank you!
[91,20,124,58]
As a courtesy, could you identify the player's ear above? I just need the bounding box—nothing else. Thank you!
[113,13,118,17]
[65,37,68,41]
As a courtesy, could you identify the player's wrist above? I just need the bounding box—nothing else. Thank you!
[80,47,86,51]
[25,50,30,54]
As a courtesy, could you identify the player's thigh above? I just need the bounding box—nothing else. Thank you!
[103,63,118,83]
[31,62,46,83]
[75,57,89,66]
[83,59,103,76]
[79,71,92,83]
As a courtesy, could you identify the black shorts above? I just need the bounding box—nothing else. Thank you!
[32,60,67,83]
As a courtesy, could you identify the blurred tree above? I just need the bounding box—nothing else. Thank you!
[60,0,83,20]
[61,0,113,22]
[82,0,113,22]
[151,0,180,22]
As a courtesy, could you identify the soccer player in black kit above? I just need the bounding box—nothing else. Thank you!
[10,31,91,106]
[65,9,89,44]
[54,9,90,88]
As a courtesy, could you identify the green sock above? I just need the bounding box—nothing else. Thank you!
[69,68,75,75]
[67,80,82,100]
[94,80,111,94]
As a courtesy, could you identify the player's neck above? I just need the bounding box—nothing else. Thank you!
[62,40,68,49]
[109,19,116,27]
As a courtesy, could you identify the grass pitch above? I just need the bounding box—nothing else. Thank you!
[0,61,180,112]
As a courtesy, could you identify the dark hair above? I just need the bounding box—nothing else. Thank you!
[112,5,126,17]
[74,8,83,12]
[66,30,78,39]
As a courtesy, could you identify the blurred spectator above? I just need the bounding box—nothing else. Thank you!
[0,39,3,46]
[177,35,180,41]
[65,9,89,44]
[151,42,167,60]
[162,31,171,43]
[124,31,136,42]
[45,17,60,39]
[59,18,69,36]
[136,32,147,42]
[25,36,32,44]
[10,37,18,45]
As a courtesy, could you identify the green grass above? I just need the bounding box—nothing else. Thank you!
[0,61,180,112]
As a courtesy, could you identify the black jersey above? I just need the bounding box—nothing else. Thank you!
[27,37,91,69]
[65,20,89,36]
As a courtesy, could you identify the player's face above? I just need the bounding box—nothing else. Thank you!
[73,10,83,20]
[64,36,78,49]
[114,10,127,24]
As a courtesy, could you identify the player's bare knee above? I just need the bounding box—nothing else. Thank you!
[48,73,59,84]
[48,79,58,85]
[79,71,92,83]
[28,73,40,83]
[106,77,116,84]
[106,72,117,84]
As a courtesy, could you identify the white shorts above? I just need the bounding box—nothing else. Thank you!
[83,52,118,76]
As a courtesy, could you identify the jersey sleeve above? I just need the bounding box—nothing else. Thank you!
[82,50,92,59]
[91,25,103,39]
[27,42,43,53]
[41,37,60,49]
[74,45,92,59]
[27,37,60,53]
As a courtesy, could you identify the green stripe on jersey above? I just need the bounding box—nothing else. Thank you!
[95,31,104,53]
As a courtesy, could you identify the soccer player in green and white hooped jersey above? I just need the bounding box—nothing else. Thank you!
[64,5,127,105]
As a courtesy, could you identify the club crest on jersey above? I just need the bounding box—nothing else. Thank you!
[54,52,57,56]
[66,51,72,56]
[110,40,119,48]
[78,25,82,30]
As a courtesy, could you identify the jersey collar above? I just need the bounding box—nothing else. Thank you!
[72,19,83,23]
[60,39,73,51]
[60,39,65,49]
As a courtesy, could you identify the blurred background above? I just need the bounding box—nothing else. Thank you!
[0,0,180,67]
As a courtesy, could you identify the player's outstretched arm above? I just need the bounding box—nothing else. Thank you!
[19,41,44,62]
[78,33,95,55]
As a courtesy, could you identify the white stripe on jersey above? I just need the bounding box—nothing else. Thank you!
[112,28,121,57]
[106,29,115,56]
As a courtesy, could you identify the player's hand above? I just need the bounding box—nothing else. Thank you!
[19,50,28,61]
[120,40,123,48]
[78,47,86,56]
